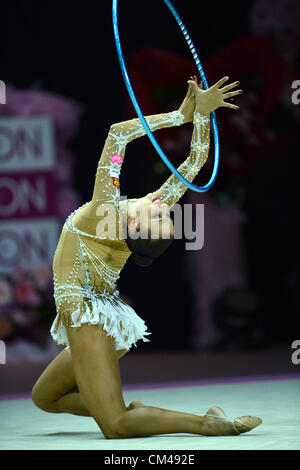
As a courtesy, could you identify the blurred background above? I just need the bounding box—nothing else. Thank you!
[0,0,299,394]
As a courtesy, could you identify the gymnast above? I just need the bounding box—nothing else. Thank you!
[31,75,262,438]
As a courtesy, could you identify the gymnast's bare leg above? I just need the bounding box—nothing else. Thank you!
[32,340,143,417]
[33,320,261,438]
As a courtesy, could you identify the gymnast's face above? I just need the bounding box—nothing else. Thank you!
[126,194,173,238]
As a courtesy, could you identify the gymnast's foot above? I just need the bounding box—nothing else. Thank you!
[127,400,145,410]
[200,406,262,436]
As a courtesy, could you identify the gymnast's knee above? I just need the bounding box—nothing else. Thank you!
[31,382,57,413]
[96,409,130,439]
[96,416,123,439]
[103,407,148,439]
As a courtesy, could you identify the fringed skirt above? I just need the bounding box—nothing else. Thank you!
[50,285,151,352]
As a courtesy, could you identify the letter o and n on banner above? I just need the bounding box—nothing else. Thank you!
[0,116,59,274]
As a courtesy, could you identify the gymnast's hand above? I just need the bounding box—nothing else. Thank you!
[188,76,242,116]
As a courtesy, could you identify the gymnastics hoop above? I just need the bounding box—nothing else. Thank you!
[112,0,220,192]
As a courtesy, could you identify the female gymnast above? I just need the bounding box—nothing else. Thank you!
[31,76,262,438]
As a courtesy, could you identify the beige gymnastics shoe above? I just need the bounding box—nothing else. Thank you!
[202,406,262,436]
[234,415,263,434]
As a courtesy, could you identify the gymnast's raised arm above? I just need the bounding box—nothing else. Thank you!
[151,76,242,209]
[90,83,196,205]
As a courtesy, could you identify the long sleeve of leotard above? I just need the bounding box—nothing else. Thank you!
[151,111,210,208]
[91,110,186,206]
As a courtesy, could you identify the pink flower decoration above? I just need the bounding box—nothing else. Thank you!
[110,154,123,164]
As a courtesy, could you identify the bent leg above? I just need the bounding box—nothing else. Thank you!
[32,342,132,416]
[32,346,90,415]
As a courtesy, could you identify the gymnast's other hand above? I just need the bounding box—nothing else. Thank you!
[187,76,242,116]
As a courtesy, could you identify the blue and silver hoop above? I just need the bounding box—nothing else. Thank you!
[112,0,219,192]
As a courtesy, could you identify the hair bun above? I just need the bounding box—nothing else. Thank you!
[132,253,153,267]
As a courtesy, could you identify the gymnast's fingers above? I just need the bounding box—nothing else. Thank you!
[191,75,198,86]
[187,79,198,89]
[222,89,243,99]
[219,81,240,93]
[222,101,239,110]
[212,76,229,90]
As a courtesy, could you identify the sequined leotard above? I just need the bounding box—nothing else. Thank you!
[50,110,210,351]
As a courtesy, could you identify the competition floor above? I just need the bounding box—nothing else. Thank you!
[0,375,299,450]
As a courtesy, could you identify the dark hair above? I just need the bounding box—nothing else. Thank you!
[125,225,174,267]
